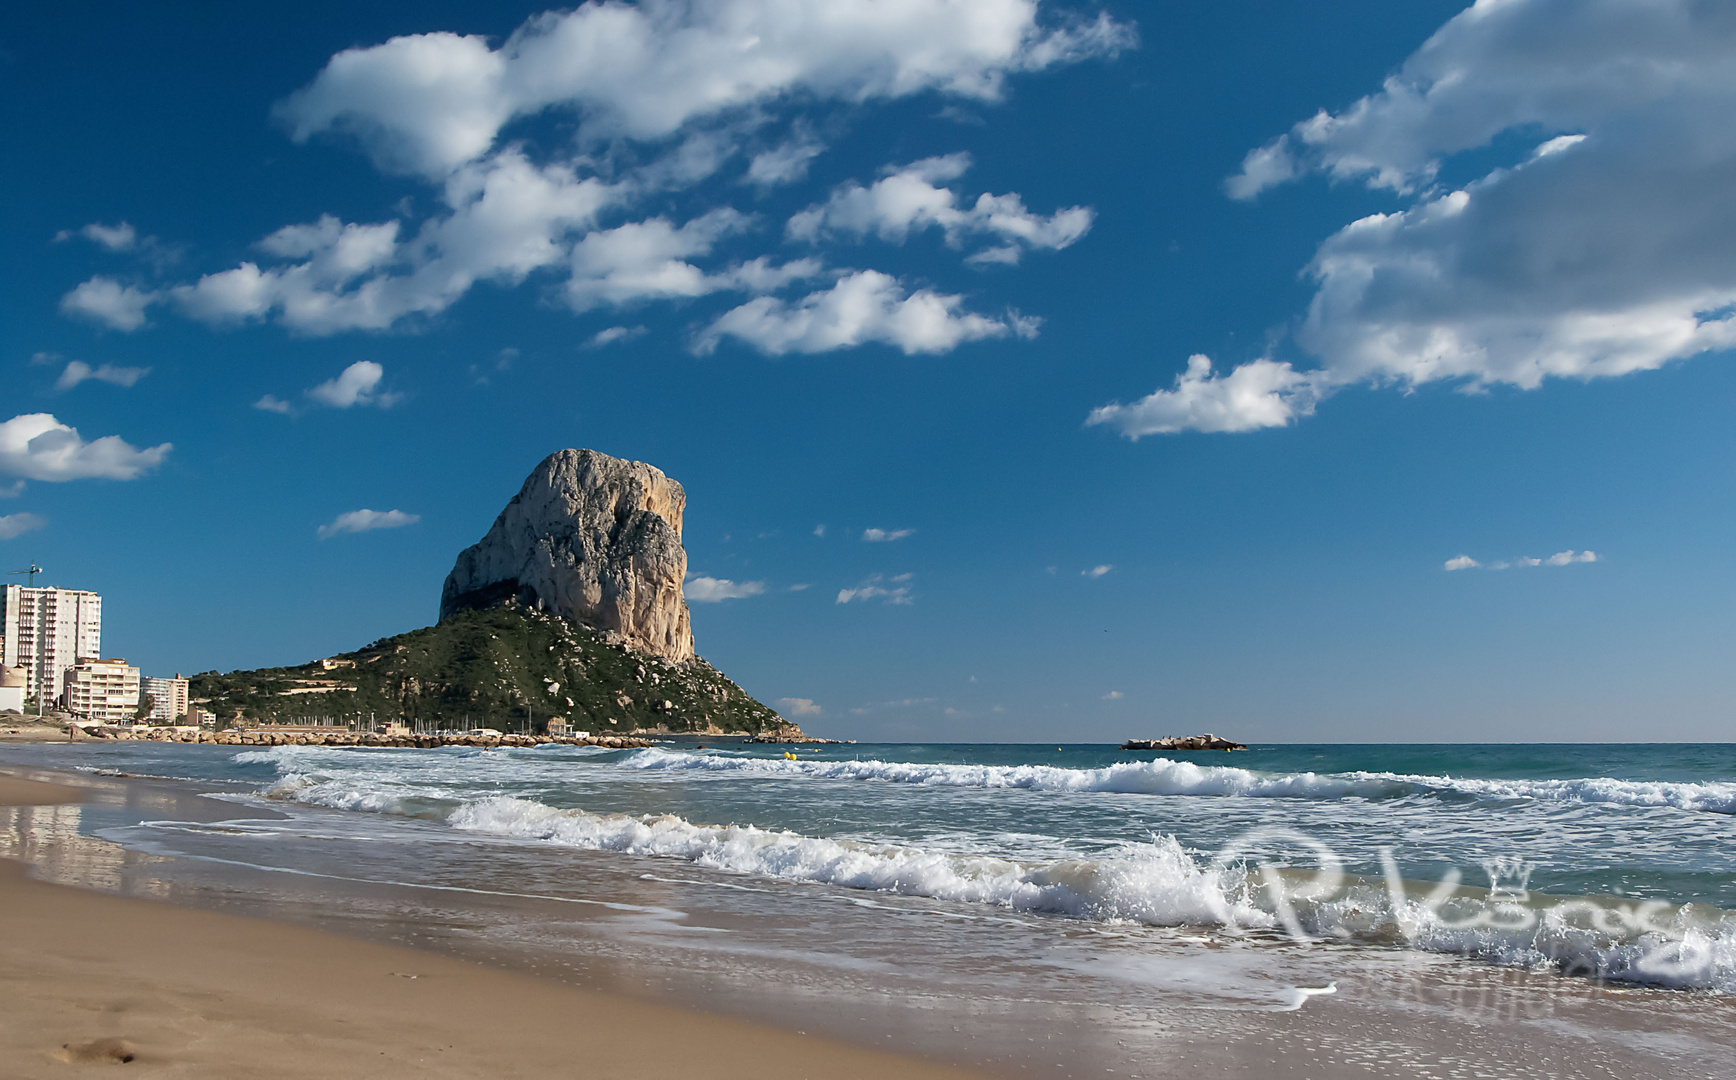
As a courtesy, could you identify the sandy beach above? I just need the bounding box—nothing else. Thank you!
[0,773,983,1080]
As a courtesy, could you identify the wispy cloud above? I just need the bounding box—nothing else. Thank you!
[253,395,294,414]
[776,697,822,716]
[55,360,149,391]
[585,325,646,348]
[0,512,46,540]
[837,572,913,605]
[862,527,914,542]
[1102,690,1123,700]
[685,575,767,602]
[1082,564,1112,578]
[317,508,419,539]
[1445,550,1599,572]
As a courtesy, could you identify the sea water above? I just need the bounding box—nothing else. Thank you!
[10,740,1734,999]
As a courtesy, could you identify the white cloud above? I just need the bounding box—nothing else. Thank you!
[317,508,420,539]
[862,527,914,542]
[1087,354,1318,438]
[1102,690,1122,700]
[307,361,399,409]
[0,481,23,498]
[0,513,46,541]
[697,269,1031,355]
[0,414,170,482]
[563,209,819,311]
[169,155,622,333]
[747,126,825,187]
[789,154,1093,264]
[1121,0,1736,434]
[813,523,827,538]
[1082,564,1112,578]
[253,395,295,415]
[59,222,138,251]
[84,3,1124,348]
[837,572,913,605]
[684,575,767,601]
[1448,550,1598,572]
[276,1,1132,178]
[586,325,647,348]
[776,696,823,716]
[59,277,156,331]
[54,360,150,391]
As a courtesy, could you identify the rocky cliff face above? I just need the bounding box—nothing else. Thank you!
[439,449,695,662]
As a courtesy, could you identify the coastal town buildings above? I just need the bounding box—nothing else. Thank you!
[142,674,191,724]
[63,657,140,721]
[2,584,102,707]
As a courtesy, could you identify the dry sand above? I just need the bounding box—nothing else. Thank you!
[0,775,985,1080]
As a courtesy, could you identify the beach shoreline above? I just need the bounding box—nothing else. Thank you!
[4,754,1734,1080]
[1,769,990,1080]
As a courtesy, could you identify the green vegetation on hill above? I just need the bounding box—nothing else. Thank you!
[189,601,786,735]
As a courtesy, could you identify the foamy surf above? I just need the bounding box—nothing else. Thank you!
[224,742,1736,991]
[623,748,1736,814]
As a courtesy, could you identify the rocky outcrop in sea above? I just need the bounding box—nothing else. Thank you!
[440,449,694,662]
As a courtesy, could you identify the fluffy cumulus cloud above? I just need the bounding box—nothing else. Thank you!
[862,527,913,542]
[787,153,1093,264]
[308,361,399,408]
[317,508,420,539]
[1445,549,1598,572]
[776,696,823,716]
[1087,355,1318,437]
[697,270,1035,355]
[0,414,170,482]
[1103,0,1736,435]
[60,277,156,331]
[62,1,1122,352]
[1082,564,1111,578]
[276,0,1132,177]
[0,512,47,540]
[684,574,767,601]
[54,360,149,391]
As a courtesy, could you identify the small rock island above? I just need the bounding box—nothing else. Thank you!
[1120,734,1247,751]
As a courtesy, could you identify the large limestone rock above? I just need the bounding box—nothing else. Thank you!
[439,449,695,662]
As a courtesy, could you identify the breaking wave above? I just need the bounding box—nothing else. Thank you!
[622,749,1736,814]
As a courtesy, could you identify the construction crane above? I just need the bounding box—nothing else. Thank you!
[8,562,43,588]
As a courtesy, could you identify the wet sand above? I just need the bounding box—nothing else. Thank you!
[0,773,984,1080]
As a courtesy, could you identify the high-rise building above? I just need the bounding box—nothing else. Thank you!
[2,585,102,707]
[142,674,191,724]
[63,658,140,721]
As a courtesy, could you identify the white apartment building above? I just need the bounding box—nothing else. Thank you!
[63,658,140,721]
[2,584,102,706]
[142,674,190,724]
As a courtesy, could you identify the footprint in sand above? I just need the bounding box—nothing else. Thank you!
[54,1037,137,1064]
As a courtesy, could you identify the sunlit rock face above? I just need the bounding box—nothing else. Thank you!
[440,449,694,662]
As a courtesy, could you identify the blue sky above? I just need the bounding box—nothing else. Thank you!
[5,0,1734,742]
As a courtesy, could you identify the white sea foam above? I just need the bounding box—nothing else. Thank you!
[229,742,1736,990]
[445,795,1266,928]
[623,749,1736,814]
